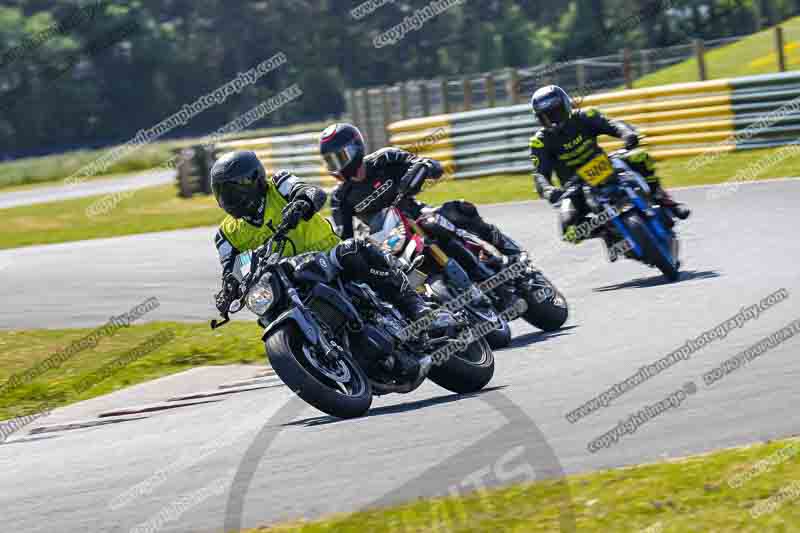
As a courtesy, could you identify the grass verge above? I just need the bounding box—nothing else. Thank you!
[634,16,800,88]
[2,147,800,249]
[0,320,266,421]
[0,144,177,191]
[249,437,800,532]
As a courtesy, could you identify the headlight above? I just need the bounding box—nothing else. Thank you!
[245,275,275,316]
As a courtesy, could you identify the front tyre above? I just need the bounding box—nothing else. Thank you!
[521,273,569,332]
[427,338,494,394]
[625,213,680,281]
[265,324,372,419]
[485,318,512,349]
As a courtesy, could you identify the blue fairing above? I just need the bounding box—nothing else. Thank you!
[611,216,643,258]
[607,183,676,267]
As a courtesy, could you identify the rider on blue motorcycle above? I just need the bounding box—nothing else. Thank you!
[529,85,691,247]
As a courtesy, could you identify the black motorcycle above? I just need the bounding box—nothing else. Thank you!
[211,220,495,419]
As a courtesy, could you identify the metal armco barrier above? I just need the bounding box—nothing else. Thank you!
[214,132,335,186]
[176,130,336,195]
[387,71,800,180]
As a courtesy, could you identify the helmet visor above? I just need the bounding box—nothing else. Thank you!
[323,144,361,174]
[537,98,570,127]
[214,180,257,218]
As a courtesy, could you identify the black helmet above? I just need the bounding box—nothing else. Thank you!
[319,123,366,180]
[211,151,267,225]
[531,85,573,129]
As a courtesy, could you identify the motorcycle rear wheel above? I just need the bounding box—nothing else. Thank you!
[427,338,494,394]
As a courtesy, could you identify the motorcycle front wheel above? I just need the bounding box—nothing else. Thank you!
[624,213,680,281]
[265,324,373,418]
[520,272,569,332]
[485,317,512,349]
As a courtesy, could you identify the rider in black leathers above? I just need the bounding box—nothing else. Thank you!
[321,123,523,283]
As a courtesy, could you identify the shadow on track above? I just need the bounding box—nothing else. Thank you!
[283,386,509,428]
[592,269,721,292]
[501,325,579,350]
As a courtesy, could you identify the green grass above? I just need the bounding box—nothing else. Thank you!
[0,172,539,249]
[0,121,329,191]
[0,144,179,191]
[3,146,800,250]
[0,320,267,421]
[417,172,537,204]
[248,437,800,532]
[0,184,224,248]
[635,16,800,88]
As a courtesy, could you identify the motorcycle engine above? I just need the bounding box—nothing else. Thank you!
[374,312,407,341]
[350,324,396,374]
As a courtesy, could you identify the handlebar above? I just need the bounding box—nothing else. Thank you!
[391,166,428,207]
[609,135,648,158]
[210,219,294,329]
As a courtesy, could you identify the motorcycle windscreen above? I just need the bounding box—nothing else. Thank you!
[367,208,407,254]
[232,251,253,282]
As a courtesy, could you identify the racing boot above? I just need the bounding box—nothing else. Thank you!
[389,290,454,379]
[653,185,691,220]
[373,275,428,379]
[488,225,524,259]
[376,267,456,338]
[601,230,620,262]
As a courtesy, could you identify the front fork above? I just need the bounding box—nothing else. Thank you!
[260,269,343,363]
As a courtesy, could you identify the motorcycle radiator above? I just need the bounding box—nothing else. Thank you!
[308,294,348,332]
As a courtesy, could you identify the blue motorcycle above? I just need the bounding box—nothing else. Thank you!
[561,147,681,281]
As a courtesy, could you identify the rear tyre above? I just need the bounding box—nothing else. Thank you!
[427,338,494,394]
[265,324,372,419]
[625,214,680,281]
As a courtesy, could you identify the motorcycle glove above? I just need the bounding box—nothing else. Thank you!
[281,199,312,230]
[563,225,580,244]
[624,134,640,150]
[548,188,565,205]
[216,273,240,314]
[399,162,429,195]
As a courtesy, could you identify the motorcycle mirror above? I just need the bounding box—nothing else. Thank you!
[210,316,230,330]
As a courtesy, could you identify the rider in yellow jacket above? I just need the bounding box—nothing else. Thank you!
[211,150,452,378]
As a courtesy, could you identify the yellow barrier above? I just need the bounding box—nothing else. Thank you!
[580,79,731,106]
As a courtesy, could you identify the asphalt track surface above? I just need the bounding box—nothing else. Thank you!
[1,179,799,532]
[0,170,173,209]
